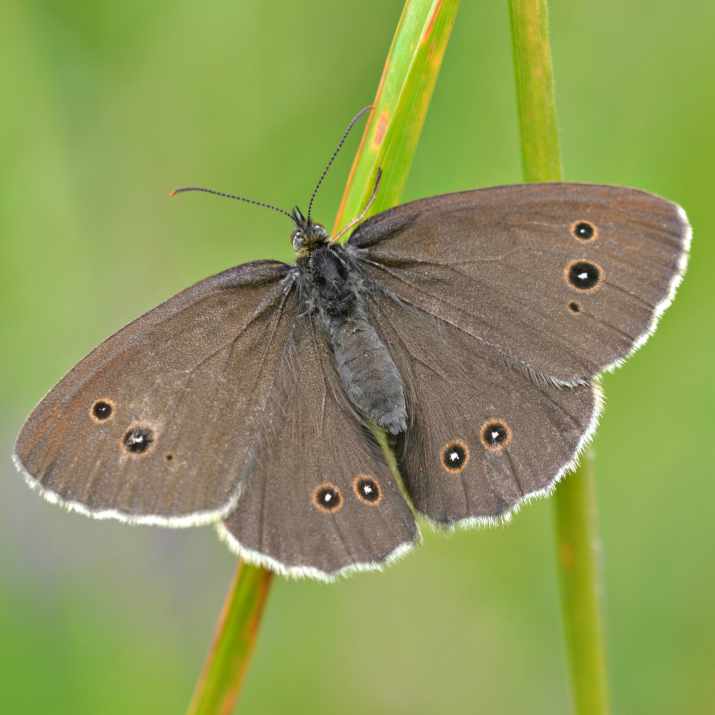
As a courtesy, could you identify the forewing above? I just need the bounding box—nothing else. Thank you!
[218,313,418,581]
[368,294,600,526]
[15,261,297,526]
[349,183,690,384]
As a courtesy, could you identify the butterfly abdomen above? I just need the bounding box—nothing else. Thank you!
[305,245,407,435]
[330,317,407,434]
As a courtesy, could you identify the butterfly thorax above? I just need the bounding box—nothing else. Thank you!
[298,243,407,435]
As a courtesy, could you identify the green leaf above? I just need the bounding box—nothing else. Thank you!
[334,0,461,231]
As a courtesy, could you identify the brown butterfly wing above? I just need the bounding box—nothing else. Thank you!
[349,183,690,385]
[15,261,297,526]
[219,312,418,580]
[366,294,599,525]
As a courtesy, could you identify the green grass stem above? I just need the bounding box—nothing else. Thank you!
[185,564,273,715]
[508,2,611,713]
[185,2,460,712]
[334,0,460,230]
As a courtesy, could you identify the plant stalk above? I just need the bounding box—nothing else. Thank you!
[185,2,460,713]
[508,2,610,713]
[185,564,273,715]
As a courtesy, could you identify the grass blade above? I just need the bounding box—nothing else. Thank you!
[334,0,461,231]
[508,2,611,713]
[185,564,273,715]
[186,2,460,713]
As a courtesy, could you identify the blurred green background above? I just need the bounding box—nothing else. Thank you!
[2,2,713,713]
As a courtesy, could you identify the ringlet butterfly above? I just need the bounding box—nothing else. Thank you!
[14,109,691,581]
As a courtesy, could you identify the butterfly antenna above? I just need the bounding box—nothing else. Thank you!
[332,168,382,242]
[169,186,294,221]
[306,105,372,223]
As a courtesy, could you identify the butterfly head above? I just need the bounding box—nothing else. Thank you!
[291,206,329,256]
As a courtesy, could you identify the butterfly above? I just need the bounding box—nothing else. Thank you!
[14,113,691,581]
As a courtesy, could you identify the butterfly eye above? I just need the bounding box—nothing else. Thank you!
[291,230,305,251]
[313,483,343,512]
[571,220,597,240]
[91,398,115,422]
[440,440,469,473]
[565,260,603,291]
[480,420,512,452]
[122,426,155,455]
[312,223,329,240]
[353,476,382,505]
